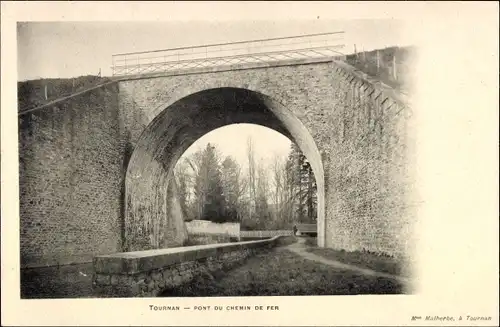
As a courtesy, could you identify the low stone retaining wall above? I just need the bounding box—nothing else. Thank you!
[240,230,293,238]
[186,233,235,246]
[185,220,240,239]
[93,236,280,297]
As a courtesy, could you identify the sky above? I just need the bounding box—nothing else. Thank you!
[181,124,292,171]
[17,19,408,168]
[17,20,407,80]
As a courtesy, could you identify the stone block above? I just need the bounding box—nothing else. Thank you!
[110,275,119,285]
[20,57,413,293]
[172,275,182,286]
[152,272,162,281]
[95,274,111,286]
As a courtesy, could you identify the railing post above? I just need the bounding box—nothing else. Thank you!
[392,52,397,80]
[376,50,380,73]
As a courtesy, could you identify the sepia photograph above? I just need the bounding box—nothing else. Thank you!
[17,19,416,299]
[2,2,498,326]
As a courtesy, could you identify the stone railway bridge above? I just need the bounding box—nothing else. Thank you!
[18,56,416,273]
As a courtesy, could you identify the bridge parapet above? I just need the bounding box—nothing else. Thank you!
[112,31,345,77]
[332,59,410,107]
[240,230,293,239]
[93,237,280,297]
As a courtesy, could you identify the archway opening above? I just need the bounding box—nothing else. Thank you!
[124,87,325,251]
[173,123,319,240]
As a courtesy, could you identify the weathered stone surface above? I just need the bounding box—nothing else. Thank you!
[19,84,123,268]
[110,275,119,285]
[93,236,280,297]
[161,270,172,280]
[19,58,415,270]
[119,60,414,259]
[95,274,111,286]
[152,272,162,281]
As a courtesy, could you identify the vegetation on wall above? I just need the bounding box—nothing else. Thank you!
[18,75,111,112]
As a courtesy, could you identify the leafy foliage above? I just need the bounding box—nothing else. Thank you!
[174,137,318,228]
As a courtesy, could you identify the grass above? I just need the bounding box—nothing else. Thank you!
[305,240,405,277]
[345,46,415,91]
[21,237,404,299]
[18,75,111,112]
[21,263,95,299]
[240,237,266,241]
[160,246,404,297]
[274,236,298,247]
[239,236,298,246]
[304,236,318,247]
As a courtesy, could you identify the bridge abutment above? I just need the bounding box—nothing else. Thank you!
[19,58,415,271]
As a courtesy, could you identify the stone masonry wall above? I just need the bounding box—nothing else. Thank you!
[19,84,124,267]
[240,230,293,238]
[118,63,330,253]
[19,58,414,268]
[19,84,189,267]
[119,59,415,260]
[93,237,278,297]
[324,62,416,260]
[185,220,240,239]
[185,233,233,246]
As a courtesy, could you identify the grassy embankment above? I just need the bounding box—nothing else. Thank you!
[160,236,404,297]
[345,46,415,91]
[304,237,404,276]
[18,75,111,112]
[21,236,405,298]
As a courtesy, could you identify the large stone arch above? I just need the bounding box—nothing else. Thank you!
[123,86,325,251]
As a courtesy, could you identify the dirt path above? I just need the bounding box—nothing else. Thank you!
[285,238,412,285]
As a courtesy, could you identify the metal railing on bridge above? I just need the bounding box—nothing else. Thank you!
[111,31,346,77]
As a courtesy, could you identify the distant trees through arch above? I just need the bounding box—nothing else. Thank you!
[174,130,318,230]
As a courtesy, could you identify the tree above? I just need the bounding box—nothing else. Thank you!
[254,159,272,229]
[240,136,272,230]
[220,156,246,222]
[198,143,226,223]
[271,155,296,229]
[172,136,318,229]
[185,148,207,220]
[285,143,318,224]
[173,158,191,220]
[246,136,257,216]
[184,143,227,223]
[287,143,304,222]
[302,159,318,222]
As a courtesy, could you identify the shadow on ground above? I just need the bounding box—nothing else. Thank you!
[303,237,409,277]
[21,263,94,299]
[21,236,408,298]
[160,236,405,297]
